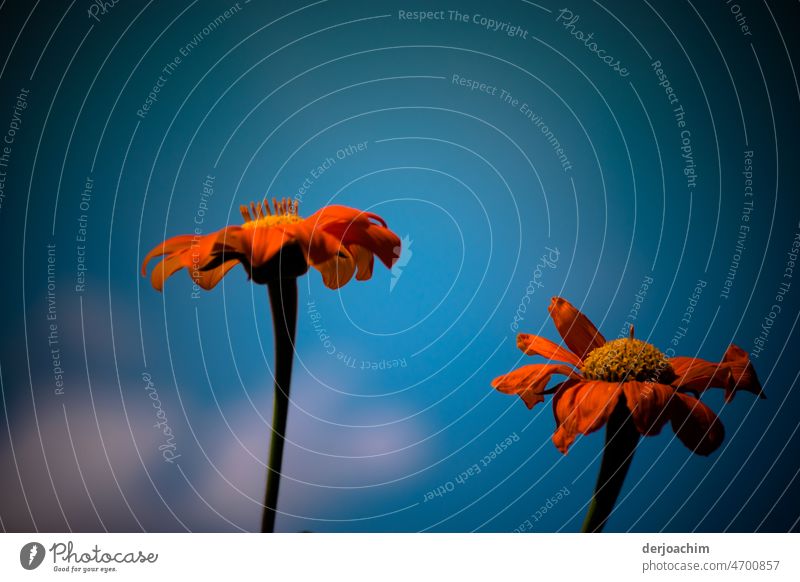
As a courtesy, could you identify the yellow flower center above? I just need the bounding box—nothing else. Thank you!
[240,198,302,229]
[581,336,673,383]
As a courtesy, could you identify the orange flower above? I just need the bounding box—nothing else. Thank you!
[492,297,764,456]
[141,198,401,290]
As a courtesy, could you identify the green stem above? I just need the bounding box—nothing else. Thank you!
[261,277,298,533]
[581,402,640,533]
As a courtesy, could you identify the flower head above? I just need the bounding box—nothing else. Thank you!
[142,199,401,290]
[492,297,764,455]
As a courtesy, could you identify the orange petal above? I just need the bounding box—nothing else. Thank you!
[175,232,219,271]
[192,259,240,290]
[314,248,357,289]
[721,344,764,401]
[550,378,583,428]
[516,333,582,367]
[351,244,375,281]
[670,356,719,393]
[302,224,345,266]
[491,364,577,409]
[180,226,243,268]
[333,221,400,269]
[241,225,299,267]
[308,206,401,269]
[306,205,381,227]
[358,223,402,269]
[668,393,725,456]
[364,211,388,227]
[548,297,606,361]
[622,381,675,436]
[671,344,763,402]
[150,254,186,291]
[141,234,195,276]
[552,381,622,454]
[305,204,357,223]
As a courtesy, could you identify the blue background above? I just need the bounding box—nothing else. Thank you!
[0,0,798,532]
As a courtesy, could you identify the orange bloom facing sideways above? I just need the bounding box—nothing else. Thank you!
[142,199,401,290]
[492,297,764,455]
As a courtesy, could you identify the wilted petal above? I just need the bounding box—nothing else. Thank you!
[670,356,720,394]
[491,364,577,409]
[721,344,764,401]
[671,344,763,402]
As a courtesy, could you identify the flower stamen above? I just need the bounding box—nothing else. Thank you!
[241,197,302,229]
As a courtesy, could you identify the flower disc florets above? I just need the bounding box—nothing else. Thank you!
[581,338,674,383]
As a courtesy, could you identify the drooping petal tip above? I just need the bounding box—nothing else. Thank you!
[491,364,577,409]
[722,344,765,401]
